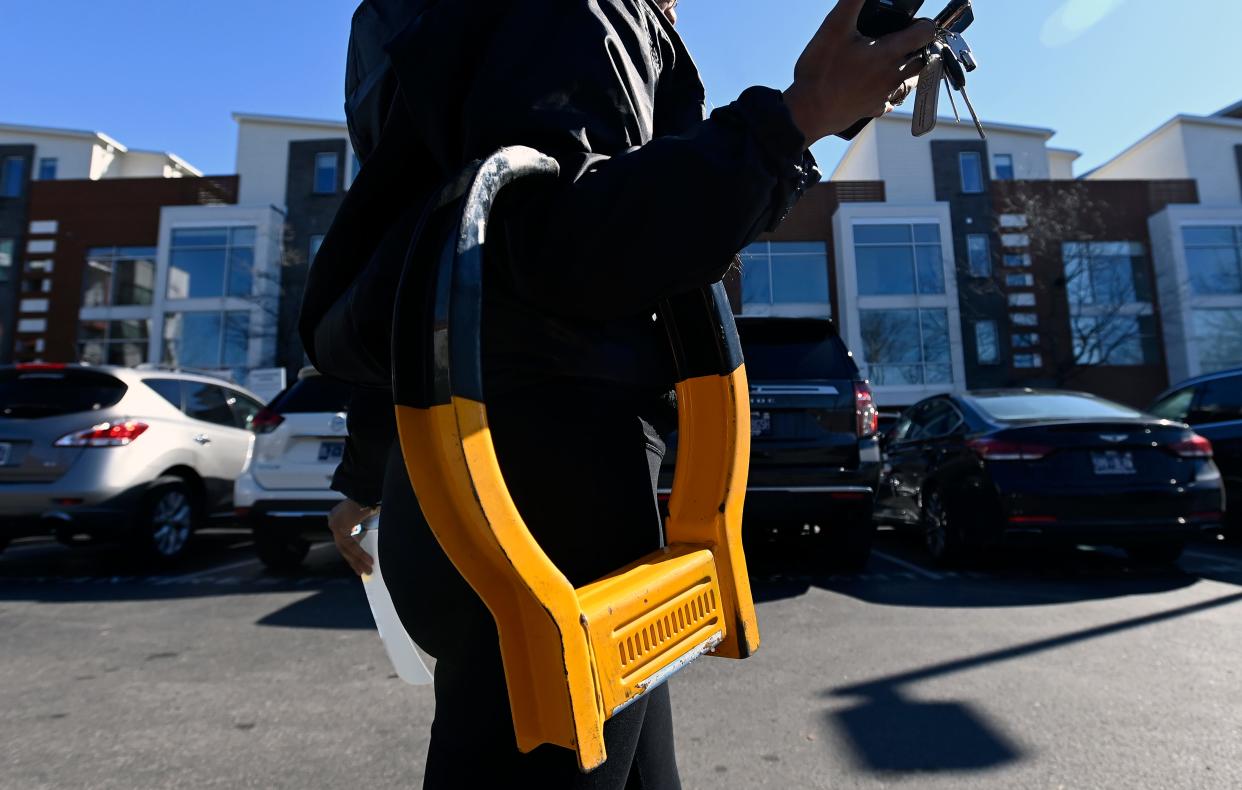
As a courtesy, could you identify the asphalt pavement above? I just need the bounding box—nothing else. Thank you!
[2,528,1241,789]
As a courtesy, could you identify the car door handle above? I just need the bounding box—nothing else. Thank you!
[194,433,212,445]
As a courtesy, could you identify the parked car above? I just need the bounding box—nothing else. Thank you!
[1149,368,1241,538]
[0,363,263,562]
[660,318,882,570]
[234,369,352,569]
[873,389,1223,565]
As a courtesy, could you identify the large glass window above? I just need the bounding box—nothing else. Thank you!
[740,241,831,317]
[1183,226,1242,296]
[81,247,157,307]
[967,234,992,278]
[314,152,339,194]
[162,311,251,370]
[0,238,12,283]
[1063,242,1155,366]
[854,224,944,296]
[167,227,256,299]
[859,308,952,386]
[1193,308,1242,374]
[974,320,1000,365]
[1,156,25,198]
[959,152,984,193]
[37,158,57,180]
[77,319,151,367]
[1072,314,1159,367]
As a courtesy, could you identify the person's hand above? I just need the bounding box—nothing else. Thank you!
[783,0,937,145]
[328,498,377,576]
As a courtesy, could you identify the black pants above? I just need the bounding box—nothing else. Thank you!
[380,391,682,789]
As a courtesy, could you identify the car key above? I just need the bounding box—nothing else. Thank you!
[940,49,986,139]
[912,50,944,137]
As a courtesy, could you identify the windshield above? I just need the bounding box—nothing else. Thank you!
[0,368,127,419]
[971,393,1143,422]
[738,321,858,381]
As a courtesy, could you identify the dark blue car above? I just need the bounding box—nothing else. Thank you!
[875,389,1224,565]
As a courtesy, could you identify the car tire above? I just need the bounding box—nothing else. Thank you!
[131,479,198,564]
[817,512,876,573]
[1126,542,1186,565]
[922,488,969,566]
[254,521,311,571]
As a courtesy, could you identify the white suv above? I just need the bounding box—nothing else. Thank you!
[234,369,351,569]
[0,364,263,562]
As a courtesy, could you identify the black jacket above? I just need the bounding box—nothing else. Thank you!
[301,0,819,506]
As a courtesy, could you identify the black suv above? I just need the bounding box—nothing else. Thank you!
[1150,368,1242,537]
[660,318,882,570]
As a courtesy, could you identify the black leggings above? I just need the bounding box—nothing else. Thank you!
[379,393,681,789]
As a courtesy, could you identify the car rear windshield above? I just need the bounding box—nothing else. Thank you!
[738,320,859,381]
[0,368,127,419]
[267,375,352,414]
[971,393,1142,422]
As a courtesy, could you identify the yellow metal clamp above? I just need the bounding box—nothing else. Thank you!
[391,147,758,772]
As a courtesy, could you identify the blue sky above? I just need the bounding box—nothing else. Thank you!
[2,1,1240,176]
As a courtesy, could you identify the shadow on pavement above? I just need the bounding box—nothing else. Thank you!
[255,584,374,630]
[820,589,1242,774]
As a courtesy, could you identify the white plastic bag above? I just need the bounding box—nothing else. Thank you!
[358,517,434,685]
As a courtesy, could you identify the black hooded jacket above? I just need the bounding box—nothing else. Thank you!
[300,0,820,506]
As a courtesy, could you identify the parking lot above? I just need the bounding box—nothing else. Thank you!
[3,528,1240,789]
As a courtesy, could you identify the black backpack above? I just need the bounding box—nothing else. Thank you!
[344,0,427,164]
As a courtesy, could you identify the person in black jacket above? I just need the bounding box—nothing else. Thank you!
[303,1,934,786]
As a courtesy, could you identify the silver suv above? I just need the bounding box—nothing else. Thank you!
[0,364,264,562]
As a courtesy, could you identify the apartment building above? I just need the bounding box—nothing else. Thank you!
[1087,101,1242,385]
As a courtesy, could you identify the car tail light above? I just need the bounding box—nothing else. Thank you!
[249,407,286,434]
[16,362,67,371]
[854,382,879,438]
[968,437,1054,461]
[55,420,149,448]
[1170,433,1213,459]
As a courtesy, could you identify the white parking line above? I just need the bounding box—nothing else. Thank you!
[871,550,943,581]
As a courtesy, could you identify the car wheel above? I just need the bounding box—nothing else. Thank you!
[132,480,197,563]
[922,488,968,566]
[817,512,876,573]
[254,520,311,571]
[1126,542,1186,566]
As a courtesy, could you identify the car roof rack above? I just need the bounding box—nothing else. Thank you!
[392,147,758,773]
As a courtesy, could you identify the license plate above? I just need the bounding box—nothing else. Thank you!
[318,441,345,462]
[0,443,10,466]
[1091,451,1136,476]
[751,412,771,437]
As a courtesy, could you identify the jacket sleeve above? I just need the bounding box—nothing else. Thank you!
[396,0,819,321]
[330,386,396,508]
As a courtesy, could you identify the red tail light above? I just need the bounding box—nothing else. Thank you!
[16,362,67,371]
[1170,433,1213,459]
[854,382,879,438]
[55,420,149,447]
[249,407,286,434]
[968,437,1054,461]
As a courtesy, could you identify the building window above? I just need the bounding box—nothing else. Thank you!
[967,234,992,278]
[1014,353,1043,369]
[1006,273,1035,287]
[17,318,46,333]
[37,158,58,180]
[859,308,952,385]
[741,241,831,317]
[309,234,325,264]
[959,152,984,194]
[1063,242,1155,366]
[1192,308,1242,374]
[1003,253,1031,268]
[854,224,944,296]
[994,154,1015,181]
[1,156,25,198]
[78,319,151,367]
[162,311,252,371]
[0,238,13,283]
[314,152,339,194]
[1008,293,1036,307]
[1012,313,1039,327]
[1183,226,1242,295]
[975,320,1000,365]
[1012,333,1040,349]
[82,247,157,307]
[167,227,256,299]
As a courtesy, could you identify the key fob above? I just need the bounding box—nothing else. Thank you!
[912,54,944,137]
